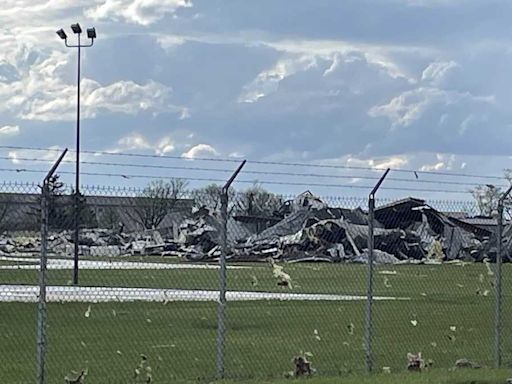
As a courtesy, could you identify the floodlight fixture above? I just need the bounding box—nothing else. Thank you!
[56,29,67,40]
[71,23,82,34]
[86,27,96,39]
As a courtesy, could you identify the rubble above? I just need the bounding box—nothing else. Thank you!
[0,191,508,264]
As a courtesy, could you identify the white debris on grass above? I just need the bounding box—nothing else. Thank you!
[0,256,248,271]
[269,258,293,289]
[483,258,494,276]
[0,284,410,303]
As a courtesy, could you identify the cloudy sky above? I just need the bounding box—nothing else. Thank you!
[0,0,511,199]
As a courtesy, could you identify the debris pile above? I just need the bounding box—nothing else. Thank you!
[0,191,508,264]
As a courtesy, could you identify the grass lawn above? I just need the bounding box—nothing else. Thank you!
[1,262,512,383]
[221,369,512,384]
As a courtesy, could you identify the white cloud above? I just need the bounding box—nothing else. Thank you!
[238,39,420,104]
[117,133,151,151]
[109,133,176,155]
[0,125,19,136]
[85,0,193,26]
[179,108,191,120]
[263,38,419,81]
[7,145,65,165]
[0,45,186,121]
[182,143,219,159]
[157,34,187,52]
[368,87,494,127]
[84,79,180,117]
[238,55,317,103]
[419,154,456,171]
[421,61,458,84]
[345,155,409,170]
[155,137,175,155]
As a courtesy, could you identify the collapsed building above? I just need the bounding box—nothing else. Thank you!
[0,191,507,264]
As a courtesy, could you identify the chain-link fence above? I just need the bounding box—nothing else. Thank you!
[1,173,511,382]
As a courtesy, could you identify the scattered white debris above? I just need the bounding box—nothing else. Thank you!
[270,259,293,289]
[0,284,410,303]
[450,326,457,332]
[483,258,494,276]
[410,320,418,327]
[84,305,91,318]
[379,270,397,275]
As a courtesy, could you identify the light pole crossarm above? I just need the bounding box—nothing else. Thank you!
[65,40,94,48]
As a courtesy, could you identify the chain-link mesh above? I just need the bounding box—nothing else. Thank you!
[0,181,510,382]
[371,197,496,374]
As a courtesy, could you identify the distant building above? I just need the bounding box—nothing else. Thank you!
[0,192,194,233]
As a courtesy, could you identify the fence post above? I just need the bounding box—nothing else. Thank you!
[36,149,67,384]
[364,168,390,373]
[216,160,246,379]
[495,184,512,368]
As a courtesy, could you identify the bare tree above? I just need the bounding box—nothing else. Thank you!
[131,179,188,229]
[471,170,512,217]
[471,184,501,217]
[191,184,235,212]
[98,207,120,230]
[235,183,283,217]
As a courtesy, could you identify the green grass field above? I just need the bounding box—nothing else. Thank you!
[1,260,512,383]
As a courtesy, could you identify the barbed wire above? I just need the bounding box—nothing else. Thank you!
[0,155,504,188]
[0,155,509,189]
[0,145,508,181]
[0,167,477,194]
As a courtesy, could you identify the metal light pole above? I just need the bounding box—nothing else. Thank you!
[56,24,96,285]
